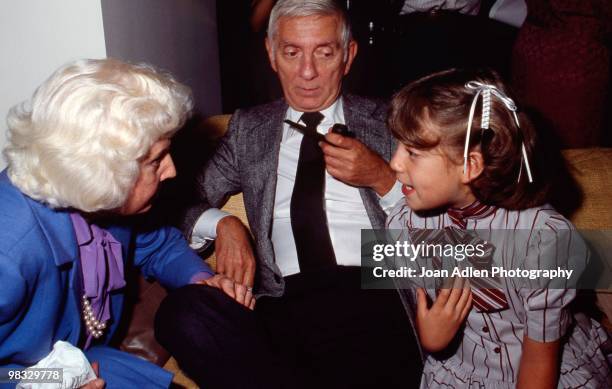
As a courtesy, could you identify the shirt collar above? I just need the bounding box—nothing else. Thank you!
[447,200,497,229]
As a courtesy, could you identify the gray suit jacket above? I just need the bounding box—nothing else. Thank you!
[186,94,397,297]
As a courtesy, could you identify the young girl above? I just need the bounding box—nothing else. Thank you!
[385,69,611,388]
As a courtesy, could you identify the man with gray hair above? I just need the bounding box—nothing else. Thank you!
[156,1,422,387]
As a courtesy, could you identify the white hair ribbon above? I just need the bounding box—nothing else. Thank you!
[464,81,533,183]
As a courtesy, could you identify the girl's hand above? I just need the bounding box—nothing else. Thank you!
[516,336,560,389]
[416,279,472,352]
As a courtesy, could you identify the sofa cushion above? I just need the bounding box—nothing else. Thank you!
[561,148,612,228]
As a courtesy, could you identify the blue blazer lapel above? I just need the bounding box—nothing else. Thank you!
[27,198,84,342]
[27,199,78,267]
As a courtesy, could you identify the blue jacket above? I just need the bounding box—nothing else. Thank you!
[0,171,212,388]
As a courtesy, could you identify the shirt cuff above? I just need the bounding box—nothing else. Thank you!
[189,208,231,250]
[189,271,214,284]
[378,180,403,213]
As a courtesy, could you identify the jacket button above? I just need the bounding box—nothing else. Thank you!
[494,347,501,354]
[482,326,489,333]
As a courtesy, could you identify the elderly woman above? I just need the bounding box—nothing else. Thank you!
[0,59,251,388]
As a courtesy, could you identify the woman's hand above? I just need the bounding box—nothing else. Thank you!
[415,279,472,353]
[79,361,105,389]
[198,274,256,310]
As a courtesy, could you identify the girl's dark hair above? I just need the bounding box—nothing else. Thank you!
[388,68,550,210]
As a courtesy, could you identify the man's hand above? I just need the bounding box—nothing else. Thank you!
[320,131,396,196]
[79,361,105,389]
[198,274,256,310]
[415,280,472,353]
[215,215,256,287]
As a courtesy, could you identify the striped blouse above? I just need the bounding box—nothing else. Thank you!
[386,201,611,388]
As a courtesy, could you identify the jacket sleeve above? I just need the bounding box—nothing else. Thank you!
[517,215,588,342]
[180,110,244,237]
[133,226,214,289]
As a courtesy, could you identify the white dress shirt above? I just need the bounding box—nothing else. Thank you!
[399,0,481,15]
[192,97,402,276]
[489,0,526,28]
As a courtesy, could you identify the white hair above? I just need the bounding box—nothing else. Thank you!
[4,58,193,212]
[267,0,352,60]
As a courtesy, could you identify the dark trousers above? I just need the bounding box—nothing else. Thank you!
[155,266,422,389]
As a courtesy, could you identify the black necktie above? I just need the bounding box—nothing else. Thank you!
[290,111,337,272]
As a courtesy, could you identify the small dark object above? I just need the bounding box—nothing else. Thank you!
[284,120,356,142]
[284,119,326,142]
[480,127,495,148]
[331,123,355,138]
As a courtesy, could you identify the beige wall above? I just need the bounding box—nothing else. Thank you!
[0,0,107,169]
[0,0,222,170]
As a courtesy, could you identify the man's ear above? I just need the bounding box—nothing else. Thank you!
[462,151,484,183]
[343,40,358,76]
[265,37,278,73]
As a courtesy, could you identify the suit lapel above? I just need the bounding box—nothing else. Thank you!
[342,95,391,229]
[343,94,387,157]
[242,100,287,239]
[260,105,286,238]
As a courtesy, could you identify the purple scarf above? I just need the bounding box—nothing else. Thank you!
[70,213,126,347]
